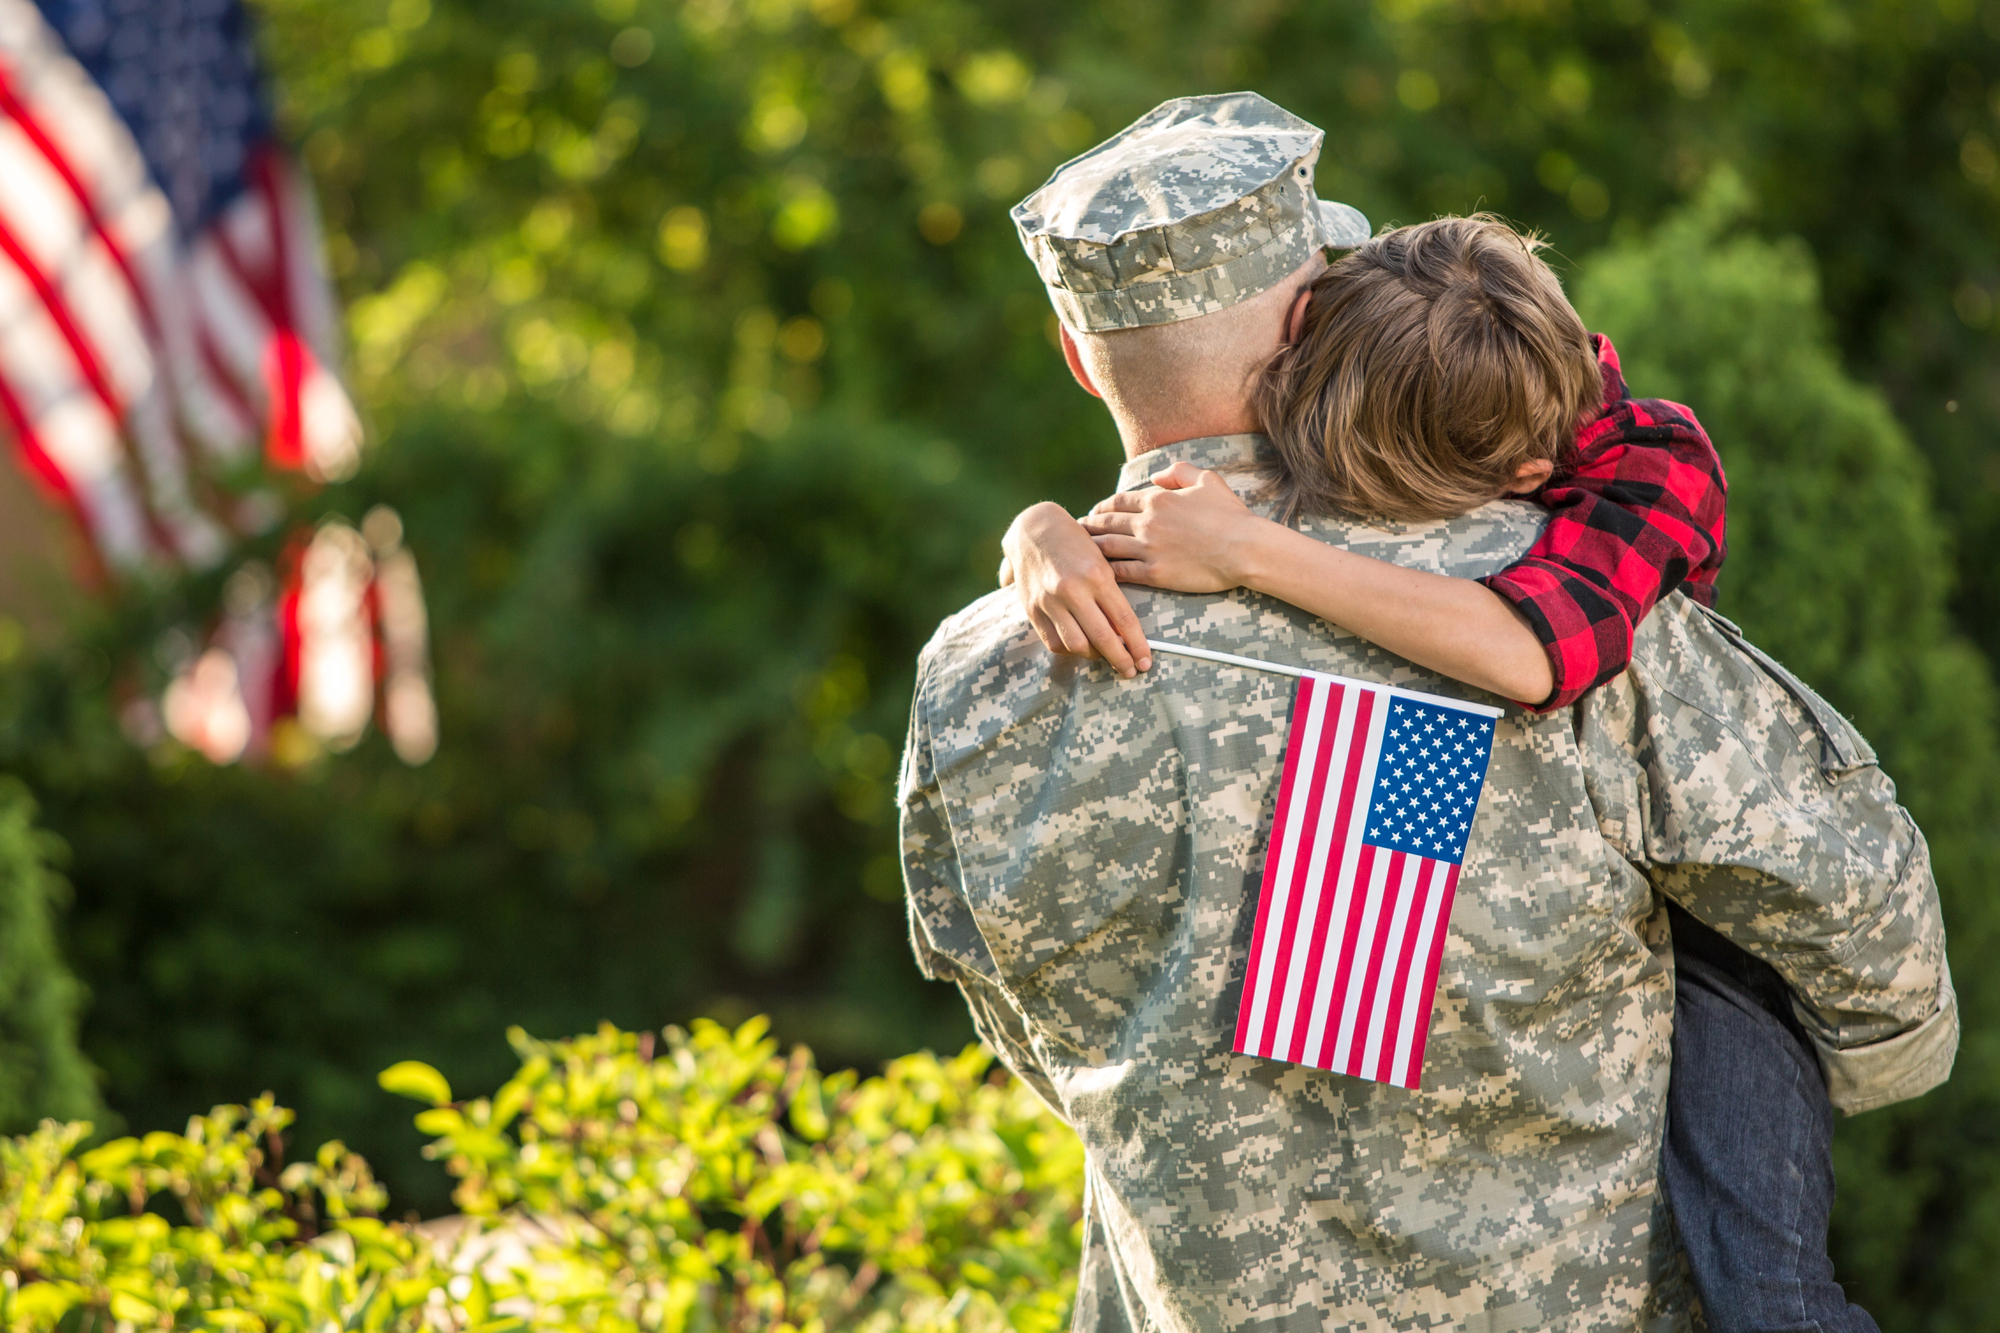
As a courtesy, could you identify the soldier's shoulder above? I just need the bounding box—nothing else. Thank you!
[919,589,1022,674]
[1293,499,1548,579]
[1628,596,1783,718]
[915,590,1056,711]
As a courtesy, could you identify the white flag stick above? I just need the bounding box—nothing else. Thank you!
[1144,638,1506,719]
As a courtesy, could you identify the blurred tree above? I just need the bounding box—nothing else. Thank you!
[1574,177,2000,1328]
[9,0,1092,1213]
[0,778,101,1133]
[0,471,73,641]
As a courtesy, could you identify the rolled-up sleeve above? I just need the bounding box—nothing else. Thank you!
[1587,599,1957,1114]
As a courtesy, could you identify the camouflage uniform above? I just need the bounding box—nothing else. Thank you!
[902,438,1954,1331]
[903,96,1955,1331]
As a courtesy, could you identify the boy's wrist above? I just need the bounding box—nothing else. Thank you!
[1011,500,1071,539]
[1003,501,1067,557]
[1225,515,1298,591]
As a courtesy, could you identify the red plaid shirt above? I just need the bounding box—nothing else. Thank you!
[1481,333,1727,711]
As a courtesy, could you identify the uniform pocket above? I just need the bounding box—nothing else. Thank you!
[1690,603,1877,780]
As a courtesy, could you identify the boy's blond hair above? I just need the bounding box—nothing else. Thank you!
[1254,215,1602,522]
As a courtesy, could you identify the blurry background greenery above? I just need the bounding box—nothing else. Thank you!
[1,0,1998,1322]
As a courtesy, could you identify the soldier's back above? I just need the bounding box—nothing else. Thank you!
[906,435,1697,1332]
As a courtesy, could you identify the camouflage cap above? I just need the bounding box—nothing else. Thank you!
[1012,92,1370,333]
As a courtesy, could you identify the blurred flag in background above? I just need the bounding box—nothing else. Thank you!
[0,0,431,765]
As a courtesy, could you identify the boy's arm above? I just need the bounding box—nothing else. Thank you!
[1479,335,1729,710]
[1082,466,1555,703]
[1014,334,1725,709]
[1239,530,1555,703]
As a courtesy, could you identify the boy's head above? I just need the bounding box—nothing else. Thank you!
[1254,214,1602,522]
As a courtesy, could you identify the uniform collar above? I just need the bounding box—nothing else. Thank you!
[1116,433,1273,491]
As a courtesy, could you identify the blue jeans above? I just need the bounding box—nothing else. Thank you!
[1661,901,1878,1333]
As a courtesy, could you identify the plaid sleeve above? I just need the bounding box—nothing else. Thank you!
[1481,333,1729,712]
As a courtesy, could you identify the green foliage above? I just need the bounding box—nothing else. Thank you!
[0,781,98,1134]
[378,1063,454,1108]
[0,1021,1082,1332]
[1573,180,2000,1329]
[0,1101,404,1333]
[5,0,1090,1207]
[1124,0,2000,666]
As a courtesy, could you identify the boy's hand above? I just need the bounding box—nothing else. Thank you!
[1081,462,1274,593]
[1002,501,1152,678]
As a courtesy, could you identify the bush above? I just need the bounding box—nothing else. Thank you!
[0,781,98,1135]
[0,1019,1083,1332]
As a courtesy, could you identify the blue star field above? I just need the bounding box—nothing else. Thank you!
[33,0,270,231]
[1360,699,1496,866]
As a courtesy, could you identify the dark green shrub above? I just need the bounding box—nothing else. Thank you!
[0,782,98,1134]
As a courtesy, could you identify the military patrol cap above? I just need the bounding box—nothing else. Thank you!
[1012,92,1371,333]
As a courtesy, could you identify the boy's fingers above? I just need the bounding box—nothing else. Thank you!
[1101,587,1152,672]
[1089,533,1146,560]
[1025,607,1065,656]
[1079,511,1138,536]
[1149,460,1205,490]
[1090,492,1143,515]
[1047,608,1098,659]
[1106,559,1154,585]
[1075,601,1137,677]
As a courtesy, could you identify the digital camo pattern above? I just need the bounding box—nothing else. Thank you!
[1012,93,1370,333]
[899,434,1954,1332]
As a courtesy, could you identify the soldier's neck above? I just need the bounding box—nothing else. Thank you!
[1112,402,1262,460]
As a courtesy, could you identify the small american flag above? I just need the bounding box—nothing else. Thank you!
[1235,672,1498,1088]
[1150,639,1500,1091]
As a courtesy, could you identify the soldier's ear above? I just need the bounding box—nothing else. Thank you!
[1059,323,1104,400]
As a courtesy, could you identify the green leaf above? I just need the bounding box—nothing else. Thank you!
[377,1061,453,1106]
[412,1108,463,1136]
[790,1071,829,1142]
[79,1137,141,1175]
[489,1080,530,1131]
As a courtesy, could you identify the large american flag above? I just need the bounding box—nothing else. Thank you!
[0,0,434,767]
[0,0,358,579]
[1151,640,1501,1090]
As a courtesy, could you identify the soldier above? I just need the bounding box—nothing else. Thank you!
[899,94,1956,1330]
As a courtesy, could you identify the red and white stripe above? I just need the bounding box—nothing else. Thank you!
[0,0,359,580]
[189,149,359,479]
[0,1,191,570]
[1233,674,1465,1091]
